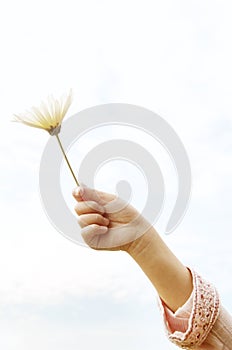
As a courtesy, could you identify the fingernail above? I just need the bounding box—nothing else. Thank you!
[73,187,83,196]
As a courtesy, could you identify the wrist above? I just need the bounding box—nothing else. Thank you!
[125,225,158,257]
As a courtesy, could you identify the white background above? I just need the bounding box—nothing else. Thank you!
[0,1,232,349]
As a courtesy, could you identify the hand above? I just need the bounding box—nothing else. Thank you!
[73,186,193,312]
[72,186,151,251]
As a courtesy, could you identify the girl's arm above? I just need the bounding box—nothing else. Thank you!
[73,185,192,311]
[73,186,229,349]
[126,226,193,312]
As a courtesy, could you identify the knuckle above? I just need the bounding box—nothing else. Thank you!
[87,201,98,211]
[93,213,101,222]
[88,201,104,213]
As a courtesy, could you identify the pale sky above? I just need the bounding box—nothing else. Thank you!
[0,1,232,349]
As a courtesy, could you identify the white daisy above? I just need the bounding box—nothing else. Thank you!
[13,89,73,135]
[13,89,79,186]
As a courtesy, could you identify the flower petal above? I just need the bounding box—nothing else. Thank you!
[13,89,73,133]
[60,89,73,121]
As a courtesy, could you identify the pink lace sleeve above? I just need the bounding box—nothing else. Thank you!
[159,269,220,349]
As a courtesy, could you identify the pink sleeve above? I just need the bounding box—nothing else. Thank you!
[158,268,221,349]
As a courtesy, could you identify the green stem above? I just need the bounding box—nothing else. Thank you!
[55,134,80,187]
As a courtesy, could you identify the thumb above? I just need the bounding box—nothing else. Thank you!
[73,185,115,205]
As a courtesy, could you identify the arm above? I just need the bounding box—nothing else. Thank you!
[126,227,193,312]
[73,185,192,312]
[73,186,230,349]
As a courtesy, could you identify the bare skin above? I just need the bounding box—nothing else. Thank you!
[73,186,193,312]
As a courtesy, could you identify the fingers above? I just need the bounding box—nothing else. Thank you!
[78,213,109,228]
[81,224,108,240]
[73,186,105,205]
[75,200,105,216]
[72,186,116,205]
[72,186,114,248]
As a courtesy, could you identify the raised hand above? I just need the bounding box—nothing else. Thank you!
[72,186,150,250]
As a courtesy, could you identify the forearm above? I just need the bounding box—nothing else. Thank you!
[127,226,193,312]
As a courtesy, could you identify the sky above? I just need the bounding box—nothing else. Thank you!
[0,0,232,349]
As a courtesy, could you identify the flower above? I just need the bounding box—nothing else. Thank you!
[13,89,73,135]
[13,89,79,186]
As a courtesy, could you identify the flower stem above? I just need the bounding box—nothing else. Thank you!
[55,134,80,186]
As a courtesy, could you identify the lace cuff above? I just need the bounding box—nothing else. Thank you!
[159,269,220,349]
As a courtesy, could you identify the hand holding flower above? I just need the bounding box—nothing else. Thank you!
[73,185,151,251]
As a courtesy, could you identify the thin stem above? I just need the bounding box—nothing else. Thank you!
[55,134,80,186]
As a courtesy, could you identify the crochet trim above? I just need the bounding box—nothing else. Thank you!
[169,269,220,349]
